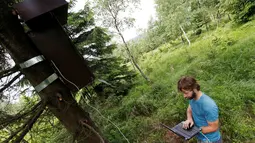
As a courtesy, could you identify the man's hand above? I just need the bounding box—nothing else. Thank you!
[182,119,194,129]
[183,105,194,129]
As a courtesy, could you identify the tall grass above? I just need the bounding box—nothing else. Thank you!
[89,20,255,143]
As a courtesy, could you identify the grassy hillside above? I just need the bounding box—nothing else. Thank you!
[88,20,255,143]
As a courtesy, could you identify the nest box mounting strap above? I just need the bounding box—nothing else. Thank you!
[34,73,58,92]
[19,55,58,92]
[19,55,45,69]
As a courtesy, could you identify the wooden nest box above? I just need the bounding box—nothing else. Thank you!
[14,0,95,92]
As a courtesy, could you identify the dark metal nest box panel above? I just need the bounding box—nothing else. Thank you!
[27,18,94,92]
[14,0,68,26]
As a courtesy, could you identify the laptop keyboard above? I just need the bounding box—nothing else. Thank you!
[172,123,200,139]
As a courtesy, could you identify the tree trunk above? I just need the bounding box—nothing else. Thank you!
[105,3,149,82]
[180,35,185,44]
[216,10,221,28]
[0,4,106,143]
[205,22,209,31]
[228,14,231,21]
[179,25,190,46]
[203,15,209,31]
[116,27,150,82]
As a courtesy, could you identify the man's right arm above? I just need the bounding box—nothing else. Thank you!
[183,105,194,129]
[187,105,193,121]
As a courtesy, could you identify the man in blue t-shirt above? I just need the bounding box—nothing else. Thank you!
[177,76,222,143]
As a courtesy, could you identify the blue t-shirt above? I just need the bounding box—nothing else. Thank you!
[189,93,221,142]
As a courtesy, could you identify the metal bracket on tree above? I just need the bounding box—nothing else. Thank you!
[34,73,58,92]
[19,55,45,69]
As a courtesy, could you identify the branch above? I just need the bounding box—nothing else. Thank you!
[79,120,105,143]
[0,65,19,79]
[0,72,22,93]
[2,102,46,143]
[0,101,42,130]
[106,3,118,22]
[13,104,45,143]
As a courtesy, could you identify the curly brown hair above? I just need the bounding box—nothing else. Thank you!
[177,76,200,92]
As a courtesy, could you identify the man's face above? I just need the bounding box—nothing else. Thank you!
[181,89,194,100]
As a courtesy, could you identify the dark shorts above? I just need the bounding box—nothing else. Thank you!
[197,137,222,143]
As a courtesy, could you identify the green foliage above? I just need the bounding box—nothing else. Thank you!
[47,128,73,143]
[2,1,255,142]
[222,0,255,23]
[134,0,254,56]
[93,0,140,32]
[128,20,173,58]
[67,6,136,99]
[1,2,136,142]
[91,20,255,142]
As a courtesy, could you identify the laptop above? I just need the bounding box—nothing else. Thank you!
[160,122,201,140]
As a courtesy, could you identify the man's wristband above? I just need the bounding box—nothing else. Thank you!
[199,127,203,132]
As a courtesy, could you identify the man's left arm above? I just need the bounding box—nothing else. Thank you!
[201,119,219,134]
[201,100,219,134]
